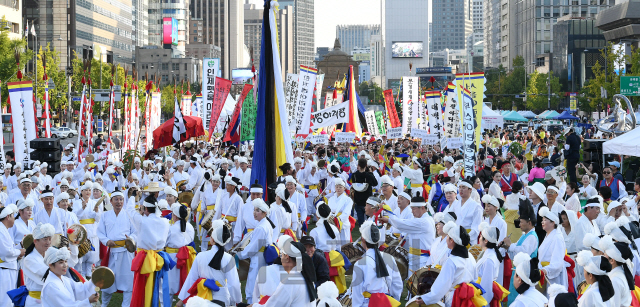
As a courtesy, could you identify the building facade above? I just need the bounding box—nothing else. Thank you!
[315,39,359,99]
[279,0,314,70]
[244,2,294,75]
[136,46,202,85]
[431,0,472,52]
[384,0,430,88]
[1,0,22,39]
[132,0,148,48]
[335,24,381,55]
[189,0,246,78]
[147,0,189,56]
[370,34,384,85]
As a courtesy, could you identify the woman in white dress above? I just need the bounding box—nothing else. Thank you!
[327,178,353,243]
[11,199,35,246]
[475,222,507,305]
[429,211,457,267]
[575,250,615,307]
[488,171,505,202]
[538,206,569,295]
[40,247,100,306]
[509,252,548,307]
[563,182,581,212]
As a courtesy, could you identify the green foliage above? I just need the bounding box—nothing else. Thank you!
[359,81,384,105]
[485,56,527,110]
[526,71,562,111]
[0,17,33,107]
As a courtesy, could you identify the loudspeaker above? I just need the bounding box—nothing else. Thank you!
[30,149,61,162]
[30,138,60,150]
[583,139,605,151]
[44,161,61,174]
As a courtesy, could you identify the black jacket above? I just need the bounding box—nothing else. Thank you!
[565,133,580,160]
[312,250,330,287]
[478,166,493,189]
[350,170,378,206]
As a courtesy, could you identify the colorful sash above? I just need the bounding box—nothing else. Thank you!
[184,278,223,303]
[175,246,197,292]
[131,249,176,307]
[325,250,350,293]
[362,292,401,307]
[452,282,488,307]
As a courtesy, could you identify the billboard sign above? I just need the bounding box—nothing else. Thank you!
[391,42,423,58]
[163,17,178,45]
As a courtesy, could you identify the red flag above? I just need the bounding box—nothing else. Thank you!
[384,89,401,128]
[207,77,232,141]
[223,84,252,142]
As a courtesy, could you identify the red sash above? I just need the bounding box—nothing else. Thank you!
[100,243,110,267]
[258,296,271,304]
[130,250,151,307]
[176,246,193,291]
[451,283,477,307]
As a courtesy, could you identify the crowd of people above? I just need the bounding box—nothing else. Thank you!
[0,123,639,307]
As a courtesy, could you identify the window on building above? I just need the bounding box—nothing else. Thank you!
[162,63,169,70]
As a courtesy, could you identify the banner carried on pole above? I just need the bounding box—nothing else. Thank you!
[426,91,443,140]
[192,94,202,118]
[375,111,386,135]
[402,77,418,135]
[8,81,35,166]
[461,86,476,177]
[208,77,232,141]
[455,72,486,150]
[315,74,325,111]
[224,84,253,142]
[309,101,349,129]
[443,83,460,138]
[364,110,379,136]
[240,89,257,141]
[383,89,401,128]
[202,58,220,132]
[284,73,299,131]
[294,66,318,136]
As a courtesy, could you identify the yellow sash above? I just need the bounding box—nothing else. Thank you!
[541,261,550,266]
[112,240,126,248]
[258,246,266,252]
[246,228,254,233]
[306,185,318,190]
[137,249,164,307]
[408,247,428,256]
[165,247,180,253]
[79,218,95,224]
[475,277,510,302]
[453,283,489,307]
[206,205,215,210]
[328,250,347,293]
[194,278,223,300]
[410,183,422,188]
[362,292,401,307]
[28,291,41,299]
[222,215,237,222]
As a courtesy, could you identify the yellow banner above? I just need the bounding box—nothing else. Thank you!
[455,73,485,150]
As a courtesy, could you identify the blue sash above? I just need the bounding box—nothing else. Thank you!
[507,230,539,305]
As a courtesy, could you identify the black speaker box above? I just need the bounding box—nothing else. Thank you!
[583,139,605,151]
[45,161,61,174]
[30,138,60,150]
[30,149,61,161]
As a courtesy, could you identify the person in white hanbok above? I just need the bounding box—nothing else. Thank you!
[166,203,196,297]
[40,247,100,306]
[575,250,615,307]
[488,171,505,202]
[563,182,581,212]
[545,185,566,215]
[190,174,221,251]
[378,175,398,212]
[236,198,275,304]
[481,194,507,284]
[509,252,548,307]
[444,179,484,244]
[233,181,265,244]
[72,182,100,276]
[602,215,640,284]
[327,178,353,243]
[270,185,293,242]
[8,177,39,210]
[212,175,243,249]
[96,189,135,307]
[309,201,341,253]
[11,199,35,246]
[0,204,25,307]
[388,190,413,240]
[538,206,569,296]
[599,235,634,307]
[547,284,579,307]
[428,211,457,267]
[284,176,305,234]
[475,223,506,305]
[21,223,55,307]
[176,220,242,307]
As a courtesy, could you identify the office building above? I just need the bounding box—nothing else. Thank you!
[384,0,430,88]
[316,47,331,61]
[185,44,221,59]
[136,46,202,85]
[189,0,246,78]
[279,0,315,70]
[1,0,22,39]
[370,34,384,86]
[147,0,189,56]
[24,0,135,69]
[244,2,294,75]
[431,0,472,52]
[132,0,148,47]
[483,0,509,69]
[335,24,381,55]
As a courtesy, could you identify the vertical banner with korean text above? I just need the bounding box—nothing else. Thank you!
[294,66,318,136]
[8,81,36,166]
[456,72,486,150]
[240,89,257,141]
[426,91,443,141]
[284,73,299,132]
[364,110,379,136]
[181,95,192,117]
[192,94,202,118]
[402,77,418,135]
[208,77,232,141]
[375,111,386,135]
[461,86,476,177]
[418,95,428,130]
[202,58,219,132]
[315,74,325,111]
[383,89,401,128]
[443,83,460,138]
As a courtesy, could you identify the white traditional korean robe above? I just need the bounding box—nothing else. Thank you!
[388,211,435,271]
[608,266,632,307]
[309,219,340,252]
[96,209,136,297]
[444,198,483,244]
[475,248,501,303]
[41,274,96,307]
[509,286,548,307]
[578,281,612,307]
[428,236,449,267]
[32,207,66,235]
[213,190,243,248]
[269,202,290,242]
[166,219,195,295]
[22,250,48,306]
[327,192,353,244]
[0,222,21,307]
[251,264,283,304]
[417,254,474,306]
[287,190,306,233]
[237,217,273,304]
[72,198,100,273]
[234,199,260,243]
[349,249,403,307]
[388,206,413,238]
[125,196,170,251]
[11,217,34,246]
[538,228,568,293]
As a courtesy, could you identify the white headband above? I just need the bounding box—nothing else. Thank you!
[546,186,559,194]
[481,194,500,208]
[17,199,35,210]
[479,222,499,243]
[583,233,602,251]
[164,186,178,198]
[443,221,462,246]
[33,223,55,239]
[576,250,607,276]
[443,184,457,193]
[0,204,18,219]
[457,181,473,190]
[253,198,270,214]
[44,246,71,265]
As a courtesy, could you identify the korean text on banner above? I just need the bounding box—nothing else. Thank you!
[461,86,476,177]
[364,111,379,136]
[411,128,429,140]
[224,84,253,142]
[335,132,355,143]
[240,89,257,141]
[315,74,325,111]
[443,83,460,138]
[308,134,329,145]
[375,111,386,135]
[284,74,299,131]
[447,137,463,149]
[294,66,318,136]
[309,101,349,129]
[181,95,192,116]
[402,77,418,135]
[208,77,232,140]
[8,81,36,166]
[383,89,401,128]
[421,134,439,146]
[417,95,428,130]
[202,58,220,131]
[455,72,485,150]
[192,94,202,118]
[426,91,443,141]
[387,127,403,139]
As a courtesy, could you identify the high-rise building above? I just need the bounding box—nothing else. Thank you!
[189,0,246,78]
[431,0,472,52]
[147,0,189,56]
[335,24,381,55]
[132,0,149,48]
[244,2,294,75]
[384,0,429,86]
[24,0,135,69]
[279,0,314,70]
[1,0,21,40]
[483,0,507,69]
[316,47,331,61]
[370,34,384,86]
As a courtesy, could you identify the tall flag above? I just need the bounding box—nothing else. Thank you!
[42,58,51,138]
[172,89,187,144]
[207,77,232,141]
[224,83,252,143]
[107,74,115,158]
[383,89,401,128]
[343,65,365,135]
[250,0,295,195]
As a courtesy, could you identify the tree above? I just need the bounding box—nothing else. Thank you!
[0,17,33,107]
[35,44,67,126]
[526,71,562,111]
[359,81,384,105]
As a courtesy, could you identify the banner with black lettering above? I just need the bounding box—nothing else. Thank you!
[8,81,36,166]
[309,101,349,129]
[402,77,418,135]
[364,111,379,136]
[426,91,443,141]
[295,66,318,136]
[202,58,219,131]
[461,86,476,177]
[284,73,299,131]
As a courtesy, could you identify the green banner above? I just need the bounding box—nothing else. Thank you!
[375,111,386,135]
[240,89,256,141]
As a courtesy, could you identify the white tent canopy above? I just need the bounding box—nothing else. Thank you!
[482,106,504,130]
[603,126,640,157]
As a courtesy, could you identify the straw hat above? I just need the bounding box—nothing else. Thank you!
[143,182,164,193]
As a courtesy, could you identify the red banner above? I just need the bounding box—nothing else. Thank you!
[208,77,232,141]
[223,84,252,142]
[384,89,401,128]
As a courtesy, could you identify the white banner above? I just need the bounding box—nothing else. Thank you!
[192,95,202,118]
[461,88,476,177]
[315,74,324,111]
[335,132,355,143]
[285,73,299,131]
[202,58,219,132]
[421,134,439,145]
[181,96,192,116]
[324,92,335,109]
[8,81,36,166]
[402,77,418,135]
[364,110,379,136]
[447,137,463,149]
[295,66,318,136]
[418,96,428,130]
[387,127,403,139]
[309,101,349,129]
[0,101,5,173]
[426,92,443,141]
[443,87,460,137]
[308,134,329,145]
[149,92,162,149]
[410,128,429,139]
